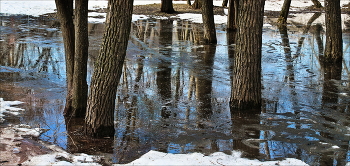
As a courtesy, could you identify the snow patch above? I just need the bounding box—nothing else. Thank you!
[114,150,309,166]
[22,152,102,166]
[0,98,25,123]
[11,124,48,137]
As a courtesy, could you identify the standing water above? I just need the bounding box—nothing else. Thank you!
[0,11,349,165]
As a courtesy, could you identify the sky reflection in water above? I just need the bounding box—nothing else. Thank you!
[0,14,349,165]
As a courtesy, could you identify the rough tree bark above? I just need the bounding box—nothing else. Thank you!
[192,0,201,9]
[161,0,175,14]
[85,0,134,137]
[227,0,239,31]
[230,0,265,111]
[71,0,89,117]
[54,0,75,116]
[277,0,291,24]
[324,0,343,64]
[201,0,217,44]
[55,0,89,118]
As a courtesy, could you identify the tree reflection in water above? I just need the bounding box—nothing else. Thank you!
[0,14,349,165]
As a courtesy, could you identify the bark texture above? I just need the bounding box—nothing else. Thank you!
[85,0,134,137]
[230,0,265,110]
[201,0,217,44]
[192,0,201,9]
[227,0,239,31]
[161,0,175,14]
[54,0,75,115]
[277,0,291,24]
[71,0,89,117]
[324,0,343,64]
[55,0,89,118]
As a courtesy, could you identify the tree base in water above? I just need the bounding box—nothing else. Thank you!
[230,100,261,112]
[85,125,115,138]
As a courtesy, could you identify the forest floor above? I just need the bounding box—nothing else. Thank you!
[132,3,350,18]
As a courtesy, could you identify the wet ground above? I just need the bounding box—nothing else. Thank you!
[0,11,350,165]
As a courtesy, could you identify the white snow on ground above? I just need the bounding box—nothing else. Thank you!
[1,0,349,24]
[22,152,102,166]
[11,124,48,137]
[0,98,24,123]
[1,0,349,17]
[114,150,309,166]
[173,13,228,24]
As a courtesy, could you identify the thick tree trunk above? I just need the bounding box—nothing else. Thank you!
[222,0,228,7]
[71,0,89,117]
[227,0,238,31]
[324,0,343,64]
[85,0,134,137]
[54,0,75,116]
[192,0,201,9]
[277,0,291,24]
[201,0,217,44]
[230,0,265,111]
[161,0,175,14]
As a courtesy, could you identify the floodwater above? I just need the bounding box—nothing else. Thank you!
[0,13,350,165]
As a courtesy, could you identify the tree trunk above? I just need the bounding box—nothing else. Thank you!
[192,0,201,9]
[161,0,175,14]
[85,0,134,137]
[277,0,291,24]
[324,0,343,64]
[230,0,265,111]
[187,0,191,6]
[71,0,89,117]
[227,0,238,31]
[222,0,228,7]
[201,0,217,44]
[312,0,323,8]
[54,0,75,116]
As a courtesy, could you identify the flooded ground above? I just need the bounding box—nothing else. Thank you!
[0,12,350,165]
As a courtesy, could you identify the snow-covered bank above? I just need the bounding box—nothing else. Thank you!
[1,124,103,165]
[0,98,102,165]
[114,150,309,166]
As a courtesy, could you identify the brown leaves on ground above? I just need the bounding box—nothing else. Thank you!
[133,4,226,17]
